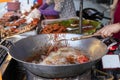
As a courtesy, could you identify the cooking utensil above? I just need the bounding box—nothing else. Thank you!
[66,27,79,31]
[71,34,100,40]
[0,33,108,78]
[70,23,79,27]
[66,26,93,31]
[59,34,100,41]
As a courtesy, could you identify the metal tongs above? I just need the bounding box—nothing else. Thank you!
[59,34,100,41]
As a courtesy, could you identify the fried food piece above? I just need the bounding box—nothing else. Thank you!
[41,23,66,34]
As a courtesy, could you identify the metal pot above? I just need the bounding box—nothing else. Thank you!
[0,33,108,78]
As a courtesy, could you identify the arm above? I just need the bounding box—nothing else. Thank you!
[111,0,118,8]
[110,0,118,23]
[95,23,120,38]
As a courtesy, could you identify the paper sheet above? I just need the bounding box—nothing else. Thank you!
[102,55,120,69]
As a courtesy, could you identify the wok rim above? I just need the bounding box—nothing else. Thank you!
[9,33,108,67]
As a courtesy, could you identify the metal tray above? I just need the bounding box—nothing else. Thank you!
[37,17,101,34]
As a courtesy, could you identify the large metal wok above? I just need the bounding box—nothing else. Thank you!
[0,33,108,78]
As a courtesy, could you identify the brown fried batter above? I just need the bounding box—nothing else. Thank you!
[41,23,66,34]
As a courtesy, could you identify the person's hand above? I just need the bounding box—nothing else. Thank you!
[40,9,59,16]
[108,18,114,24]
[95,23,120,38]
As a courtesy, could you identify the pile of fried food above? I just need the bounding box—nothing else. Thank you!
[40,19,100,34]
[0,11,39,39]
[41,23,67,34]
[0,18,39,38]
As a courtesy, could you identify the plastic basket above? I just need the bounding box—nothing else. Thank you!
[7,2,20,11]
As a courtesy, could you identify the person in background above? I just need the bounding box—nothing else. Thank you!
[95,23,120,38]
[0,71,2,80]
[39,0,76,19]
[109,0,120,39]
[33,0,43,6]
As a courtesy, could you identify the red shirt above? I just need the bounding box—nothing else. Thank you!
[113,0,120,39]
